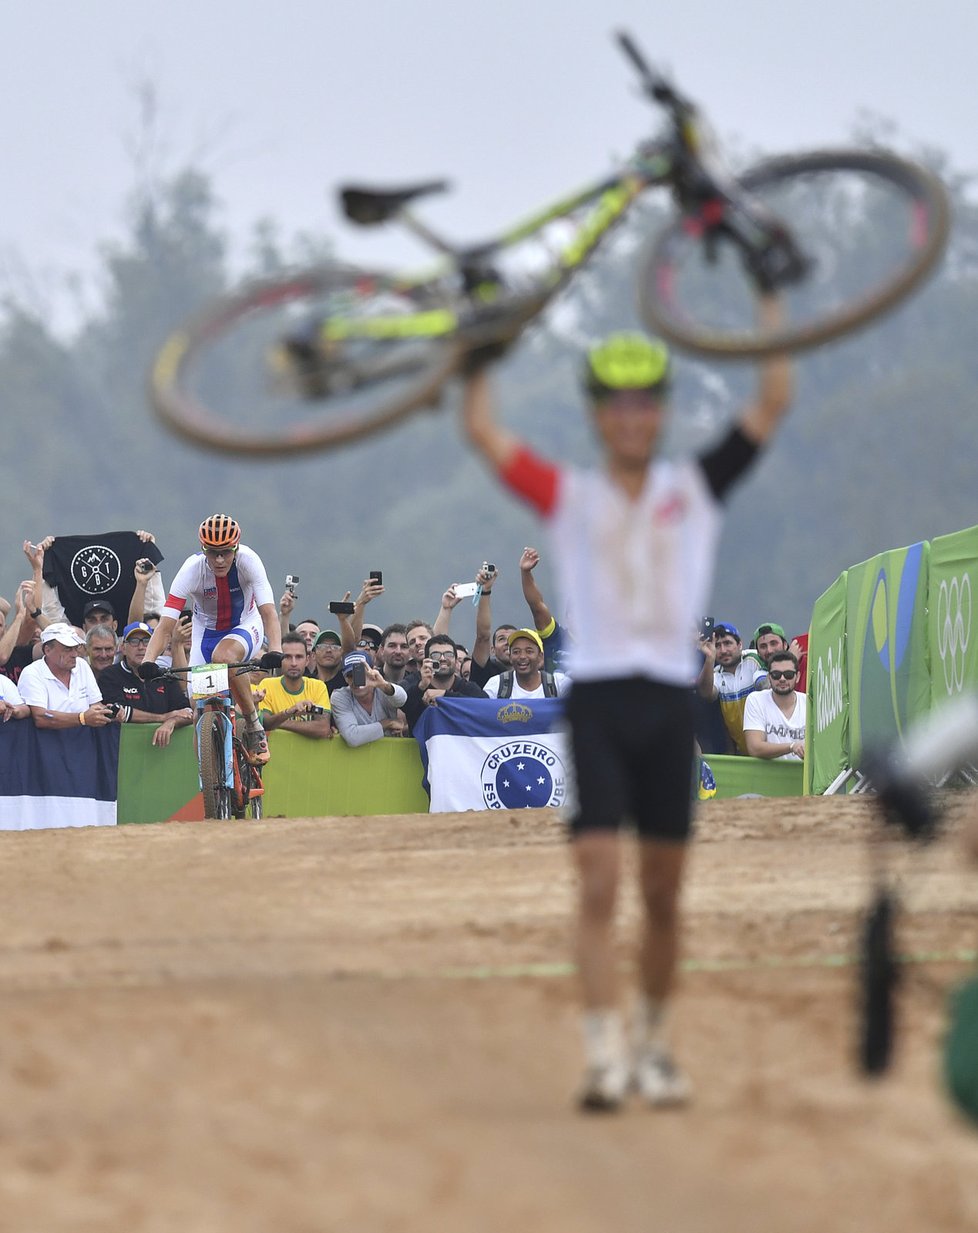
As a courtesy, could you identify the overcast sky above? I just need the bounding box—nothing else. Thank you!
[0,0,973,329]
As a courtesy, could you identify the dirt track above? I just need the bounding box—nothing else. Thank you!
[0,796,976,1232]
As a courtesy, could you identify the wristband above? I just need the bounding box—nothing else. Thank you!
[78,711,86,726]
[30,607,42,619]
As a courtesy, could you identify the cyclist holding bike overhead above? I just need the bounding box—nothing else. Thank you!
[139,515,282,763]
[461,296,792,1113]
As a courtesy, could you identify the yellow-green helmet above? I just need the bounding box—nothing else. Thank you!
[583,332,671,400]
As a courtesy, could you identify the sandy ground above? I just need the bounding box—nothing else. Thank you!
[0,795,976,1233]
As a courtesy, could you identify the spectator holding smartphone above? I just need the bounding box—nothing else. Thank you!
[331,652,408,746]
[255,632,333,739]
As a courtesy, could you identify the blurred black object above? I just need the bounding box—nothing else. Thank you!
[858,887,899,1076]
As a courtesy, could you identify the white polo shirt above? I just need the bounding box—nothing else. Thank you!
[18,656,103,714]
[0,676,25,707]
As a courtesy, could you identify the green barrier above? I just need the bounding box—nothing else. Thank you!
[807,572,849,794]
[845,541,930,770]
[928,525,978,707]
[260,732,430,816]
[116,726,430,823]
[703,755,804,800]
[118,725,203,823]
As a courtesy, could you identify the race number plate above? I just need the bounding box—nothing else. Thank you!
[190,664,230,699]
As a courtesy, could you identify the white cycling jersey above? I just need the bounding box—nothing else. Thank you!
[162,544,274,664]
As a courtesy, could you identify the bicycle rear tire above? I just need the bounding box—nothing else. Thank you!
[149,266,462,456]
[198,710,232,820]
[638,149,950,358]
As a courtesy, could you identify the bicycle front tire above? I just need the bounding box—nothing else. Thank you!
[149,267,462,456]
[638,149,950,358]
[198,710,232,820]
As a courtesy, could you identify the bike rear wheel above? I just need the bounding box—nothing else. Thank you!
[638,149,950,358]
[149,266,462,456]
[198,710,232,820]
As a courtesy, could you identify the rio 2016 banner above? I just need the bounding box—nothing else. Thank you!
[928,526,978,707]
[844,541,931,770]
[806,572,848,795]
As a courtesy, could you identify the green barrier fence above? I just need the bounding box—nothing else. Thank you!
[807,572,849,795]
[844,541,931,770]
[703,756,804,800]
[928,525,978,706]
[807,524,978,792]
[116,728,430,823]
[116,728,804,823]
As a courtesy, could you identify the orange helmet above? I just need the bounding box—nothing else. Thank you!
[198,514,241,550]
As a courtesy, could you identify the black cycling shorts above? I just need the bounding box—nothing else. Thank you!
[565,677,696,842]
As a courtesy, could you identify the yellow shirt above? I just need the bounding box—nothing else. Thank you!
[254,675,331,717]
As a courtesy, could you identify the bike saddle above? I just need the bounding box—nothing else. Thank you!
[340,180,450,225]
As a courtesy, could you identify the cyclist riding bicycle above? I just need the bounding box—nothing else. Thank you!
[139,514,283,763]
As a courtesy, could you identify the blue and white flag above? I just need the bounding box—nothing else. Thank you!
[414,697,569,812]
[0,723,120,830]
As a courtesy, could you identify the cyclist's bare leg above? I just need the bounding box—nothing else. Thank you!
[573,831,622,1007]
[637,840,687,1003]
[573,831,630,1107]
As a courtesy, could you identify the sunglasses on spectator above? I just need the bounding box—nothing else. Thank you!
[428,650,455,661]
[768,669,797,681]
[357,639,378,649]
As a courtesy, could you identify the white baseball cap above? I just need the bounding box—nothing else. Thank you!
[40,622,85,647]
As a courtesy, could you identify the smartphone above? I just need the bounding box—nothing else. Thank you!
[351,662,366,688]
[700,616,715,638]
[454,581,480,599]
[328,600,356,615]
[369,570,383,586]
[286,574,299,596]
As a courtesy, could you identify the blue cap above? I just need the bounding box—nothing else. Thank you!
[122,621,153,641]
[343,651,372,673]
[714,623,740,641]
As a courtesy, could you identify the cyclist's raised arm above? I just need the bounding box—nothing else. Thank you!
[736,293,794,447]
[461,369,522,472]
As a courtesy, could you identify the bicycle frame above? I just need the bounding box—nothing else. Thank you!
[321,162,674,353]
[186,663,264,817]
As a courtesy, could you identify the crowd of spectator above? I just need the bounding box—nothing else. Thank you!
[0,531,808,771]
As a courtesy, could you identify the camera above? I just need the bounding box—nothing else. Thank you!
[103,702,122,719]
[482,562,496,575]
[369,570,383,586]
[137,559,154,575]
[328,600,356,615]
[285,574,299,596]
[308,704,327,717]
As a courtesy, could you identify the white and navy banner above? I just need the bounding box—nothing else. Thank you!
[0,723,120,830]
[414,697,569,813]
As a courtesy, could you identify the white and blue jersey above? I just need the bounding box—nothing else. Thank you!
[162,545,274,665]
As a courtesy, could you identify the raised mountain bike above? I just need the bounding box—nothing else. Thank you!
[163,662,266,820]
[149,31,950,457]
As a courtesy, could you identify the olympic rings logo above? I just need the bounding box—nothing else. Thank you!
[936,574,972,695]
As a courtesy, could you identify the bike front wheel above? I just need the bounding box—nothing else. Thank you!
[198,710,232,820]
[149,266,463,456]
[638,149,950,358]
